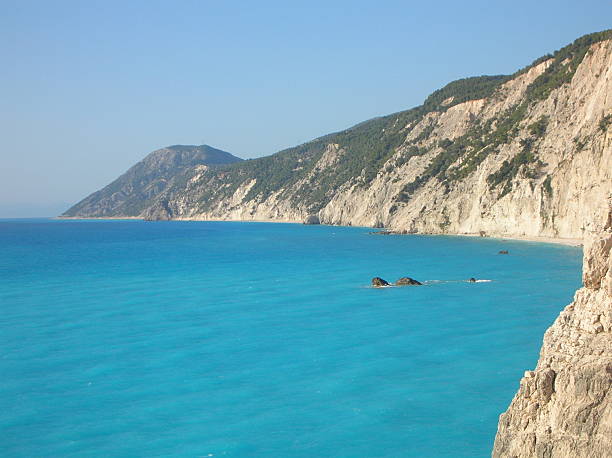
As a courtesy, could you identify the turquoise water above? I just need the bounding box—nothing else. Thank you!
[0,219,582,457]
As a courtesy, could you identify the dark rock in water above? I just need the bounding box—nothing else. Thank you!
[303,214,320,225]
[371,277,390,287]
[498,250,509,255]
[395,277,422,286]
[468,277,477,283]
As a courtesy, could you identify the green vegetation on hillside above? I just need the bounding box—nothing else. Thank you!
[522,29,612,103]
[190,73,517,212]
[422,75,511,112]
[528,116,549,137]
[392,29,612,203]
[486,134,545,197]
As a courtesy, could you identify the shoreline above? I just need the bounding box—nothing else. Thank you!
[55,215,584,247]
[494,235,582,247]
[452,232,583,247]
[375,231,582,247]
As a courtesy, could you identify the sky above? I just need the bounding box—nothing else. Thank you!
[1,0,611,217]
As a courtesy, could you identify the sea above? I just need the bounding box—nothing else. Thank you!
[0,218,583,457]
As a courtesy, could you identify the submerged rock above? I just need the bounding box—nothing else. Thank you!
[395,277,422,286]
[498,250,509,255]
[371,277,390,287]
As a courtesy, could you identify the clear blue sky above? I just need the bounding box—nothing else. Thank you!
[1,0,611,216]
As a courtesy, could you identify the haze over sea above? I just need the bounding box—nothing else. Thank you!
[0,219,582,457]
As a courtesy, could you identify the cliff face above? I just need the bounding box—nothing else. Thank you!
[65,34,611,244]
[345,41,611,240]
[230,38,609,240]
[493,202,612,457]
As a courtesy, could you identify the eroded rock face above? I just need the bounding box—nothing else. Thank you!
[493,203,612,457]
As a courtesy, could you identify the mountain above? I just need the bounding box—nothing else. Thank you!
[65,30,611,243]
[63,144,242,218]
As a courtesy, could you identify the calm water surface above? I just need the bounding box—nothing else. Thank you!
[0,219,582,457]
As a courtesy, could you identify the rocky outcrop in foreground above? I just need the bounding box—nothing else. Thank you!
[493,202,612,457]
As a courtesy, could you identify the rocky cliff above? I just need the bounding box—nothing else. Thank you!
[493,201,612,457]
